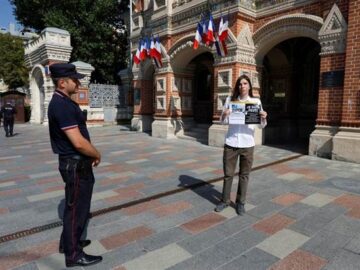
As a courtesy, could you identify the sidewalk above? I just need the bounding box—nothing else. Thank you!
[1,124,360,269]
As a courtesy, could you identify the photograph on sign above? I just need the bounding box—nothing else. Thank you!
[228,102,261,125]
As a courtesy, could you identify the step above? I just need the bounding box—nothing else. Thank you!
[177,133,208,144]
[191,127,210,133]
[196,123,212,129]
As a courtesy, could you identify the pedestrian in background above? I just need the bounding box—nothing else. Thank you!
[48,63,102,268]
[1,101,17,137]
[215,74,267,215]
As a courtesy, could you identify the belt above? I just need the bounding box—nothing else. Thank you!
[59,154,89,161]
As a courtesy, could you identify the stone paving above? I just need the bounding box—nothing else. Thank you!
[1,124,360,269]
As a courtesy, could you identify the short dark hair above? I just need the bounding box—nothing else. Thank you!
[52,77,71,87]
[52,77,61,87]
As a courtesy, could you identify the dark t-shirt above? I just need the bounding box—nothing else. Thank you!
[1,105,16,119]
[47,90,90,157]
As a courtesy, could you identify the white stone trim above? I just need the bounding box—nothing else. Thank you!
[318,3,347,55]
[237,24,255,48]
[217,93,230,110]
[157,95,167,110]
[29,64,53,125]
[171,96,181,110]
[217,69,232,88]
[333,127,360,163]
[156,77,166,92]
[24,28,72,67]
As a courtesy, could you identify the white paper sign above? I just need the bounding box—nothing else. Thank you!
[228,101,261,125]
[229,102,246,124]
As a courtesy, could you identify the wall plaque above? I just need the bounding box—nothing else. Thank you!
[321,70,344,87]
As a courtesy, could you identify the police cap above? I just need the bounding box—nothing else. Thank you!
[49,63,85,79]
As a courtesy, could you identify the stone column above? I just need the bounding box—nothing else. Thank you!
[209,23,262,147]
[118,68,134,120]
[332,0,360,163]
[70,61,101,123]
[309,4,348,159]
[151,65,178,138]
[131,64,155,132]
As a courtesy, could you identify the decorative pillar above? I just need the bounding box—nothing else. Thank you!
[309,4,348,159]
[151,64,179,138]
[70,61,100,123]
[118,68,134,121]
[25,27,73,125]
[131,61,155,132]
[332,0,360,163]
[209,23,262,147]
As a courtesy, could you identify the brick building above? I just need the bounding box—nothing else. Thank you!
[122,0,360,163]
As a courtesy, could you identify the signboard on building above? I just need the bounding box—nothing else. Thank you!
[321,70,344,87]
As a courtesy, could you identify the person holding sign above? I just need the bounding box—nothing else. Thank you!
[215,74,267,215]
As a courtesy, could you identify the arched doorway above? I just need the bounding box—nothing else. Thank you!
[29,66,45,124]
[261,37,321,150]
[143,63,155,115]
[188,52,214,124]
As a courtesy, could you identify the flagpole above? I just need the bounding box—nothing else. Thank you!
[129,0,133,68]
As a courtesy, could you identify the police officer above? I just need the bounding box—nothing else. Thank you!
[1,101,17,137]
[48,63,102,267]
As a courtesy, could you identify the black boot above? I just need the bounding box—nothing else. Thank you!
[66,253,102,267]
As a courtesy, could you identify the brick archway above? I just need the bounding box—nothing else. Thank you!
[29,65,48,124]
[168,34,212,71]
[254,14,323,65]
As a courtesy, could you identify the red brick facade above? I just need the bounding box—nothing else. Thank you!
[342,0,360,126]
[129,0,360,161]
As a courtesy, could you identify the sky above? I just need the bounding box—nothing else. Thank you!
[0,0,20,29]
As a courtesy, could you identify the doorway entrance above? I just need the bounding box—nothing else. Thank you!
[191,52,214,124]
[261,37,321,152]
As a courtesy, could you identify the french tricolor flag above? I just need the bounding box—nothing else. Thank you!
[206,15,215,45]
[150,37,156,58]
[218,16,228,42]
[154,36,162,67]
[153,56,162,68]
[155,37,162,59]
[202,19,208,45]
[145,37,151,57]
[140,39,147,60]
[215,34,227,57]
[133,40,141,64]
[193,22,203,49]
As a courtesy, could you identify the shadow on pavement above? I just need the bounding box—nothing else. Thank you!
[178,175,222,206]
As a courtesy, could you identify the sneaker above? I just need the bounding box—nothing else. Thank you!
[236,203,245,216]
[214,202,229,212]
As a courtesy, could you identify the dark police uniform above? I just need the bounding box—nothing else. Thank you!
[48,90,94,262]
[1,103,17,137]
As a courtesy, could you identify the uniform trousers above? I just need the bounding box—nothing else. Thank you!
[3,118,14,136]
[222,144,254,205]
[58,156,94,261]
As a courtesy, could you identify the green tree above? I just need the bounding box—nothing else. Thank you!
[0,33,28,89]
[11,0,129,84]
